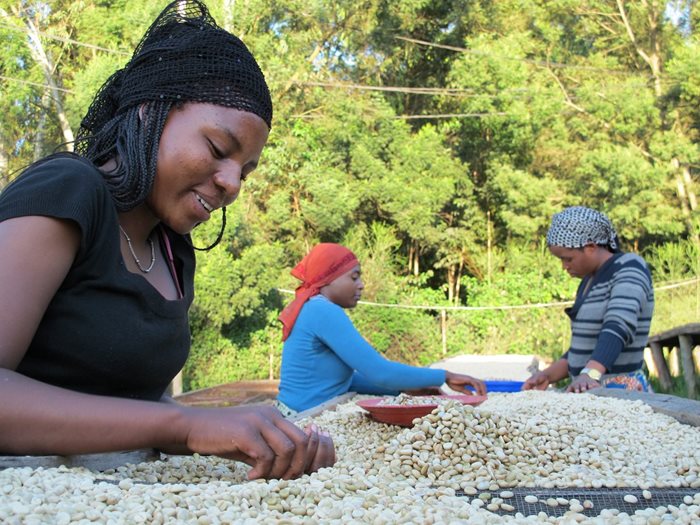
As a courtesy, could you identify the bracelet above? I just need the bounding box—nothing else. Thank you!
[580,367,602,381]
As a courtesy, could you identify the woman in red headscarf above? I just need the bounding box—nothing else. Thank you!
[276,243,486,416]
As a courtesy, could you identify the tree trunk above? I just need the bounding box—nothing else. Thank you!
[411,240,420,276]
[447,264,456,303]
[674,159,700,244]
[21,13,74,150]
[616,0,663,97]
[33,90,50,162]
[454,257,464,305]
[222,0,235,33]
[682,164,697,211]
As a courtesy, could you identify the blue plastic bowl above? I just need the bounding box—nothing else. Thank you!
[484,380,525,393]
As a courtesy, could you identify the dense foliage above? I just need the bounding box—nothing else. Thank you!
[2,0,699,391]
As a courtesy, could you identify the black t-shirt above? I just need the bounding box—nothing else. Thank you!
[0,155,194,400]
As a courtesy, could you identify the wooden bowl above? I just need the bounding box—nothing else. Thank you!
[356,394,487,427]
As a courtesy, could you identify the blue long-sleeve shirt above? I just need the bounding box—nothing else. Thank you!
[277,295,446,412]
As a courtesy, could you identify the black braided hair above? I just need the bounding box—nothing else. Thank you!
[75,0,272,218]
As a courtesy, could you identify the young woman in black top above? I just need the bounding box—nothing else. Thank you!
[0,0,333,480]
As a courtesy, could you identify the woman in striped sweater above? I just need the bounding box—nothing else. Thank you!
[523,206,655,393]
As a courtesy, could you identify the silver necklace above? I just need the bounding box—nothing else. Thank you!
[119,225,156,273]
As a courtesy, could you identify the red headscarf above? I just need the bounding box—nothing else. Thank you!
[278,243,359,341]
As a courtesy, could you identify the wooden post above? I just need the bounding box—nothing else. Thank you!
[668,346,680,376]
[440,309,447,355]
[679,334,698,398]
[643,347,657,377]
[486,211,492,284]
[648,341,673,391]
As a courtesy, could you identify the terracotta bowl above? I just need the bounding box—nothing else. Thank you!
[356,394,488,427]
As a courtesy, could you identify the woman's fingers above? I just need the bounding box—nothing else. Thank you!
[403,387,442,396]
[303,424,320,473]
[268,413,310,480]
[566,377,599,393]
[446,374,487,396]
[228,418,286,480]
[323,431,336,465]
[523,373,548,391]
[308,430,335,473]
[470,377,487,396]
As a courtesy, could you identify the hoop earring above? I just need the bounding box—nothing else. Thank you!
[190,206,227,251]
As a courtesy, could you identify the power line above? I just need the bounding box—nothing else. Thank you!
[298,79,669,100]
[655,277,700,292]
[0,74,74,93]
[293,79,666,119]
[396,112,509,120]
[300,81,506,97]
[396,36,636,75]
[290,111,510,119]
[0,17,665,80]
[1,22,664,96]
[276,277,700,312]
[276,288,573,311]
[0,21,130,56]
[2,17,648,82]
[7,66,651,118]
[4,71,669,111]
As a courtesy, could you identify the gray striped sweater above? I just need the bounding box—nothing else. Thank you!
[564,253,655,376]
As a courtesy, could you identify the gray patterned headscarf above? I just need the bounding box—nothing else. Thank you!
[546,206,619,252]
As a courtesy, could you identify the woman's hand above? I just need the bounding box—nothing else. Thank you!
[178,405,335,480]
[566,374,600,393]
[401,386,444,396]
[444,371,487,396]
[522,371,551,391]
[522,358,569,391]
